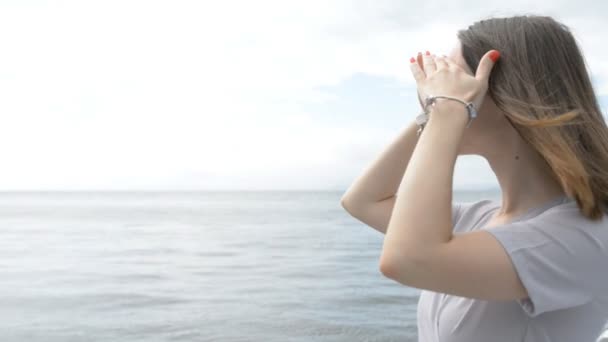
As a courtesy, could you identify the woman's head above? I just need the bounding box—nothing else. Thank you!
[450,14,608,220]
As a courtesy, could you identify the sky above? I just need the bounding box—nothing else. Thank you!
[0,0,607,191]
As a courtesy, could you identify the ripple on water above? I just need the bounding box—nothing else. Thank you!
[196,250,238,257]
[89,292,191,311]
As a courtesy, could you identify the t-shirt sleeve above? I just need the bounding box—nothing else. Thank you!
[484,215,608,317]
[452,201,471,228]
[452,202,463,227]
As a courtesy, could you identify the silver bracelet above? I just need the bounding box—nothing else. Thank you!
[415,95,477,136]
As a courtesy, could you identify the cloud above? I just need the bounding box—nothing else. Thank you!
[0,0,606,190]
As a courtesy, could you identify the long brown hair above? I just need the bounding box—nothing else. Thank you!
[457,14,608,220]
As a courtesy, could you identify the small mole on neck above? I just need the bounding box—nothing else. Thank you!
[515,155,519,160]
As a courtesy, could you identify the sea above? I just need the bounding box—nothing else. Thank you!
[0,190,501,342]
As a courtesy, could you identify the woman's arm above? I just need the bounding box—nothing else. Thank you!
[379,101,527,301]
[340,120,420,234]
[340,52,432,234]
[376,51,532,302]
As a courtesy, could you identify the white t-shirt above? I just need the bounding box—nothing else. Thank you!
[417,195,608,342]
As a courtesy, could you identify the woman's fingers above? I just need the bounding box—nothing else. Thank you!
[410,54,426,83]
[416,52,425,73]
[410,50,438,82]
[410,50,444,109]
[422,51,436,75]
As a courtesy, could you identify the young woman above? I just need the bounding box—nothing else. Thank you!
[340,15,608,342]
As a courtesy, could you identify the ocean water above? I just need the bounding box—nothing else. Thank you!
[0,190,500,342]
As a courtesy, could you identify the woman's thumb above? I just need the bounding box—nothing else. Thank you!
[475,50,500,83]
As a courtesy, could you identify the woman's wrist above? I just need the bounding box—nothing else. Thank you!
[426,99,470,126]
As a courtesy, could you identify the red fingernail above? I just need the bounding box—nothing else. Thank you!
[410,57,416,63]
[489,50,500,62]
[425,51,430,56]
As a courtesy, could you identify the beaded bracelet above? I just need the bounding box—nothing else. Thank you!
[415,95,478,136]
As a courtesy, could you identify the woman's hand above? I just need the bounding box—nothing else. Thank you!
[410,50,500,120]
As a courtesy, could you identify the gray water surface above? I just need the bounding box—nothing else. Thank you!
[0,190,497,342]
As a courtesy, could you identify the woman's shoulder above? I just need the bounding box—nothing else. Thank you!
[532,198,608,234]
